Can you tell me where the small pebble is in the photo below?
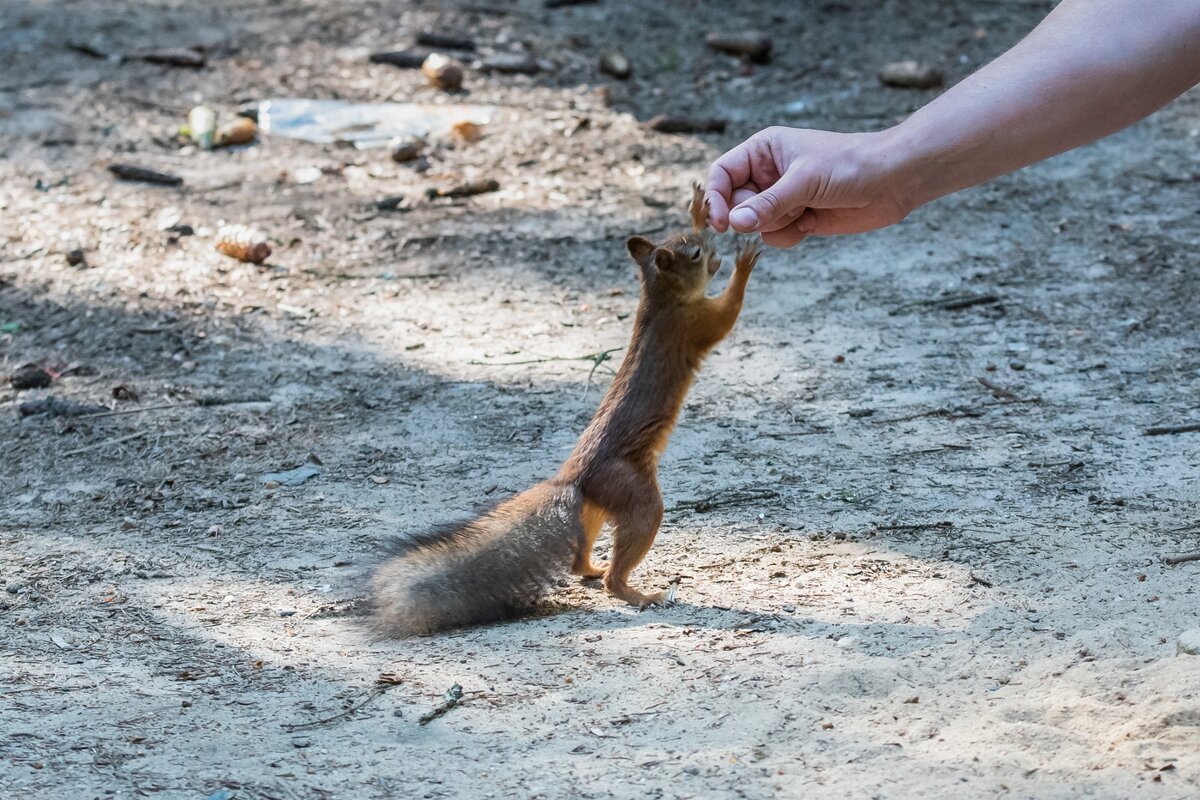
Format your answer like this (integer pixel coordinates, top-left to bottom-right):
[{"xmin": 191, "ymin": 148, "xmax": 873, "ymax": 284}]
[
  {"xmin": 879, "ymin": 60, "xmax": 944, "ymax": 89},
  {"xmin": 599, "ymin": 52, "xmax": 631, "ymax": 79},
  {"xmin": 1178, "ymin": 629, "xmax": 1200, "ymax": 656},
  {"xmin": 422, "ymin": 53, "xmax": 465, "ymax": 91},
  {"xmin": 704, "ymin": 31, "xmax": 772, "ymax": 64},
  {"xmin": 1009, "ymin": 359, "xmax": 1025, "ymax": 371},
  {"xmin": 10, "ymin": 364, "xmax": 52, "ymax": 390},
  {"xmin": 389, "ymin": 135, "xmax": 426, "ymax": 163},
  {"xmin": 155, "ymin": 207, "xmax": 183, "ymax": 231},
  {"xmin": 837, "ymin": 635, "xmax": 860, "ymax": 650},
  {"xmin": 278, "ymin": 608, "xmax": 297, "ymax": 617}
]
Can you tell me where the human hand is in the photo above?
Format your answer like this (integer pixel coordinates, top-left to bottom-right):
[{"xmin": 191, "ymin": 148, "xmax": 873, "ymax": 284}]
[{"xmin": 705, "ymin": 126, "xmax": 915, "ymax": 247}]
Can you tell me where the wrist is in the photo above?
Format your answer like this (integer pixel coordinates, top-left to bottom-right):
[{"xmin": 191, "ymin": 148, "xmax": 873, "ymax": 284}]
[{"xmin": 867, "ymin": 123, "xmax": 942, "ymax": 216}]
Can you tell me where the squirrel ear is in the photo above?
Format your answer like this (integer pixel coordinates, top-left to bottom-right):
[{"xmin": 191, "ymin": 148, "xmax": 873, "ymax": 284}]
[
  {"xmin": 626, "ymin": 235, "xmax": 655, "ymax": 265},
  {"xmin": 654, "ymin": 249, "xmax": 673, "ymax": 272}
]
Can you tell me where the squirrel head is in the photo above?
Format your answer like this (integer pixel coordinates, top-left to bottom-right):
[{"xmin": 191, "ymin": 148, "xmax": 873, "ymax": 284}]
[
  {"xmin": 626, "ymin": 231, "xmax": 720, "ymax": 299},
  {"xmin": 625, "ymin": 182, "xmax": 719, "ymax": 299}
]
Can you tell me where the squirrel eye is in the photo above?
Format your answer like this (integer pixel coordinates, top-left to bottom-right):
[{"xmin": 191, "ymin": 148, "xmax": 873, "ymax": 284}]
[{"xmin": 690, "ymin": 246, "xmax": 702, "ymax": 261}]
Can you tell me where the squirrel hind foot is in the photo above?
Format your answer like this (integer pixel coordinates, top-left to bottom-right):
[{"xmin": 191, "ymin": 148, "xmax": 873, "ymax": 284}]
[
  {"xmin": 604, "ymin": 577, "xmax": 672, "ymax": 609},
  {"xmin": 573, "ymin": 560, "xmax": 608, "ymax": 580}
]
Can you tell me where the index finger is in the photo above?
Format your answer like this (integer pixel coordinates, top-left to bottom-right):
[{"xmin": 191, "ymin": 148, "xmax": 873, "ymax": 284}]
[{"xmin": 705, "ymin": 144, "xmax": 754, "ymax": 232}]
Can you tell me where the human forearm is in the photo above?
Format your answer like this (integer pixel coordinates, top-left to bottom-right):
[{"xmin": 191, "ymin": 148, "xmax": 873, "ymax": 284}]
[{"xmin": 883, "ymin": 0, "xmax": 1200, "ymax": 209}]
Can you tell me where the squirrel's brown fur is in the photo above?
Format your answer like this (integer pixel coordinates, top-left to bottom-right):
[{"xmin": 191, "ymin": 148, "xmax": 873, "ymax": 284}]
[{"xmin": 370, "ymin": 185, "xmax": 761, "ymax": 635}]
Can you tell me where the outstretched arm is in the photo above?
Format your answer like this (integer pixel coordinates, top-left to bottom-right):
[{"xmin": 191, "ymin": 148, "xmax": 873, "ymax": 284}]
[
  {"xmin": 701, "ymin": 238, "xmax": 760, "ymax": 346},
  {"xmin": 707, "ymin": 0, "xmax": 1200, "ymax": 247}
]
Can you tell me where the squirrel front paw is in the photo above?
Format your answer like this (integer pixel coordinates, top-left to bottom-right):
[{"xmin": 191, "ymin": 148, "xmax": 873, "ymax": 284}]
[{"xmin": 734, "ymin": 236, "xmax": 762, "ymax": 274}]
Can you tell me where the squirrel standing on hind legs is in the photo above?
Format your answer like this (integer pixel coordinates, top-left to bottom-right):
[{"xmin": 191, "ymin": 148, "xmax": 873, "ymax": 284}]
[{"xmin": 370, "ymin": 184, "xmax": 761, "ymax": 636}]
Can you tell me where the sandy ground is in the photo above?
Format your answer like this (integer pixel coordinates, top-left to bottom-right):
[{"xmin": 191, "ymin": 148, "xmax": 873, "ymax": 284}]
[{"xmin": 3, "ymin": 1, "xmax": 1200, "ymax": 798}]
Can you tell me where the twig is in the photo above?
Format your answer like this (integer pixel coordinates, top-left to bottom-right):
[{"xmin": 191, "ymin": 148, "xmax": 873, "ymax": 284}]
[
  {"xmin": 872, "ymin": 398, "xmax": 1039, "ymax": 425},
  {"xmin": 760, "ymin": 428, "xmax": 831, "ymax": 438},
  {"xmin": 282, "ymin": 683, "xmax": 398, "ymax": 732},
  {"xmin": 1027, "ymin": 458, "xmax": 1084, "ymax": 469},
  {"xmin": 895, "ymin": 444, "xmax": 972, "ymax": 458},
  {"xmin": 194, "ymin": 396, "xmax": 271, "ymax": 407},
  {"xmin": 193, "ymin": 180, "xmax": 244, "ymax": 194},
  {"xmin": 471, "ymin": 347, "xmax": 622, "ymax": 368},
  {"xmin": 1144, "ymin": 423, "xmax": 1200, "ymax": 436},
  {"xmin": 62, "ymin": 430, "xmax": 155, "ymax": 456},
  {"xmin": 301, "ymin": 269, "xmax": 448, "ymax": 281},
  {"xmin": 889, "ymin": 292, "xmax": 1000, "ymax": 316},
  {"xmin": 977, "ymin": 377, "xmax": 1018, "ymax": 400},
  {"xmin": 874, "ymin": 521, "xmax": 953, "ymax": 532},
  {"xmin": 418, "ymin": 684, "xmax": 464, "ymax": 725},
  {"xmin": 80, "ymin": 402, "xmax": 180, "ymax": 419},
  {"xmin": 1164, "ymin": 551, "xmax": 1200, "ymax": 566},
  {"xmin": 582, "ymin": 348, "xmax": 620, "ymax": 400},
  {"xmin": 668, "ymin": 488, "xmax": 779, "ymax": 514},
  {"xmin": 968, "ymin": 572, "xmax": 994, "ymax": 588},
  {"xmin": 108, "ymin": 163, "xmax": 183, "ymax": 186}
]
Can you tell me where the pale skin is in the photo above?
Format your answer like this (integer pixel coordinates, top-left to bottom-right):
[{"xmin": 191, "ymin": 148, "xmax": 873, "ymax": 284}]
[{"xmin": 706, "ymin": 0, "xmax": 1200, "ymax": 248}]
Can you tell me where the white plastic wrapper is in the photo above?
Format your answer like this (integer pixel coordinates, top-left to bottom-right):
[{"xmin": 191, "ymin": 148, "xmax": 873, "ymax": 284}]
[{"xmin": 258, "ymin": 98, "xmax": 495, "ymax": 148}]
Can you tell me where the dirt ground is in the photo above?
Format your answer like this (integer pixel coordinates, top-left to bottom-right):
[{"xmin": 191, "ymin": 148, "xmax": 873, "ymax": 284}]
[{"xmin": 3, "ymin": 1, "xmax": 1200, "ymax": 798}]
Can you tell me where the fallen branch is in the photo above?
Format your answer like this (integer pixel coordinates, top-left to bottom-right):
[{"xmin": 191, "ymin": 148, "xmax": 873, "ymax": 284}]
[
  {"xmin": 194, "ymin": 396, "xmax": 270, "ymax": 407},
  {"xmin": 760, "ymin": 428, "xmax": 831, "ymax": 438},
  {"xmin": 872, "ymin": 398, "xmax": 1039, "ymax": 425},
  {"xmin": 1164, "ymin": 551, "xmax": 1200, "ymax": 566},
  {"xmin": 582, "ymin": 349, "xmax": 620, "ymax": 399},
  {"xmin": 668, "ymin": 488, "xmax": 779, "ymax": 514},
  {"xmin": 874, "ymin": 521, "xmax": 954, "ymax": 533},
  {"xmin": 81, "ymin": 402, "xmax": 180, "ymax": 419},
  {"xmin": 19, "ymin": 397, "xmax": 109, "ymax": 417},
  {"xmin": 977, "ymin": 377, "xmax": 1018, "ymax": 401},
  {"xmin": 62, "ymin": 430, "xmax": 154, "ymax": 457},
  {"xmin": 1144, "ymin": 423, "xmax": 1200, "ymax": 436},
  {"xmin": 283, "ymin": 676, "xmax": 402, "ymax": 732},
  {"xmin": 471, "ymin": 348, "xmax": 622, "ymax": 373},
  {"xmin": 889, "ymin": 292, "xmax": 1000, "ymax": 316},
  {"xmin": 418, "ymin": 684, "xmax": 464, "ymax": 726},
  {"xmin": 108, "ymin": 163, "xmax": 183, "ymax": 186}
]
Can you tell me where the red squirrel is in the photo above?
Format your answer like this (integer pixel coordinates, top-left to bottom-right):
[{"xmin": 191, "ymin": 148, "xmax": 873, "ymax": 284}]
[{"xmin": 370, "ymin": 184, "xmax": 761, "ymax": 635}]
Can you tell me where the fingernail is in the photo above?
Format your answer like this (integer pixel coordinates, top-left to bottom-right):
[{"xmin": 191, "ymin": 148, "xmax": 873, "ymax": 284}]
[{"xmin": 729, "ymin": 207, "xmax": 759, "ymax": 231}]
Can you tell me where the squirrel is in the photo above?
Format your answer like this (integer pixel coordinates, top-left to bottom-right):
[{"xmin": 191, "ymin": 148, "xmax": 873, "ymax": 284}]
[{"xmin": 370, "ymin": 184, "xmax": 761, "ymax": 636}]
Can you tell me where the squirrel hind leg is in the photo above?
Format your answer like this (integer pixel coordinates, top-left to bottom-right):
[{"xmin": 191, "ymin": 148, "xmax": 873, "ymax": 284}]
[
  {"xmin": 571, "ymin": 500, "xmax": 608, "ymax": 579},
  {"xmin": 688, "ymin": 181, "xmax": 710, "ymax": 232},
  {"xmin": 599, "ymin": 495, "xmax": 669, "ymax": 608}
]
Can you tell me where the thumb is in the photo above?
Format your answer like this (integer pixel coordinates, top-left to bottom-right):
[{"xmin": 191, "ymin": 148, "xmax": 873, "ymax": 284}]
[{"xmin": 727, "ymin": 165, "xmax": 819, "ymax": 233}]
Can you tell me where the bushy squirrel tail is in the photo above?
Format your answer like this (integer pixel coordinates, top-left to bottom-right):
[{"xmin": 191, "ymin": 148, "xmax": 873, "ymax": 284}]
[{"xmin": 369, "ymin": 481, "xmax": 584, "ymax": 636}]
